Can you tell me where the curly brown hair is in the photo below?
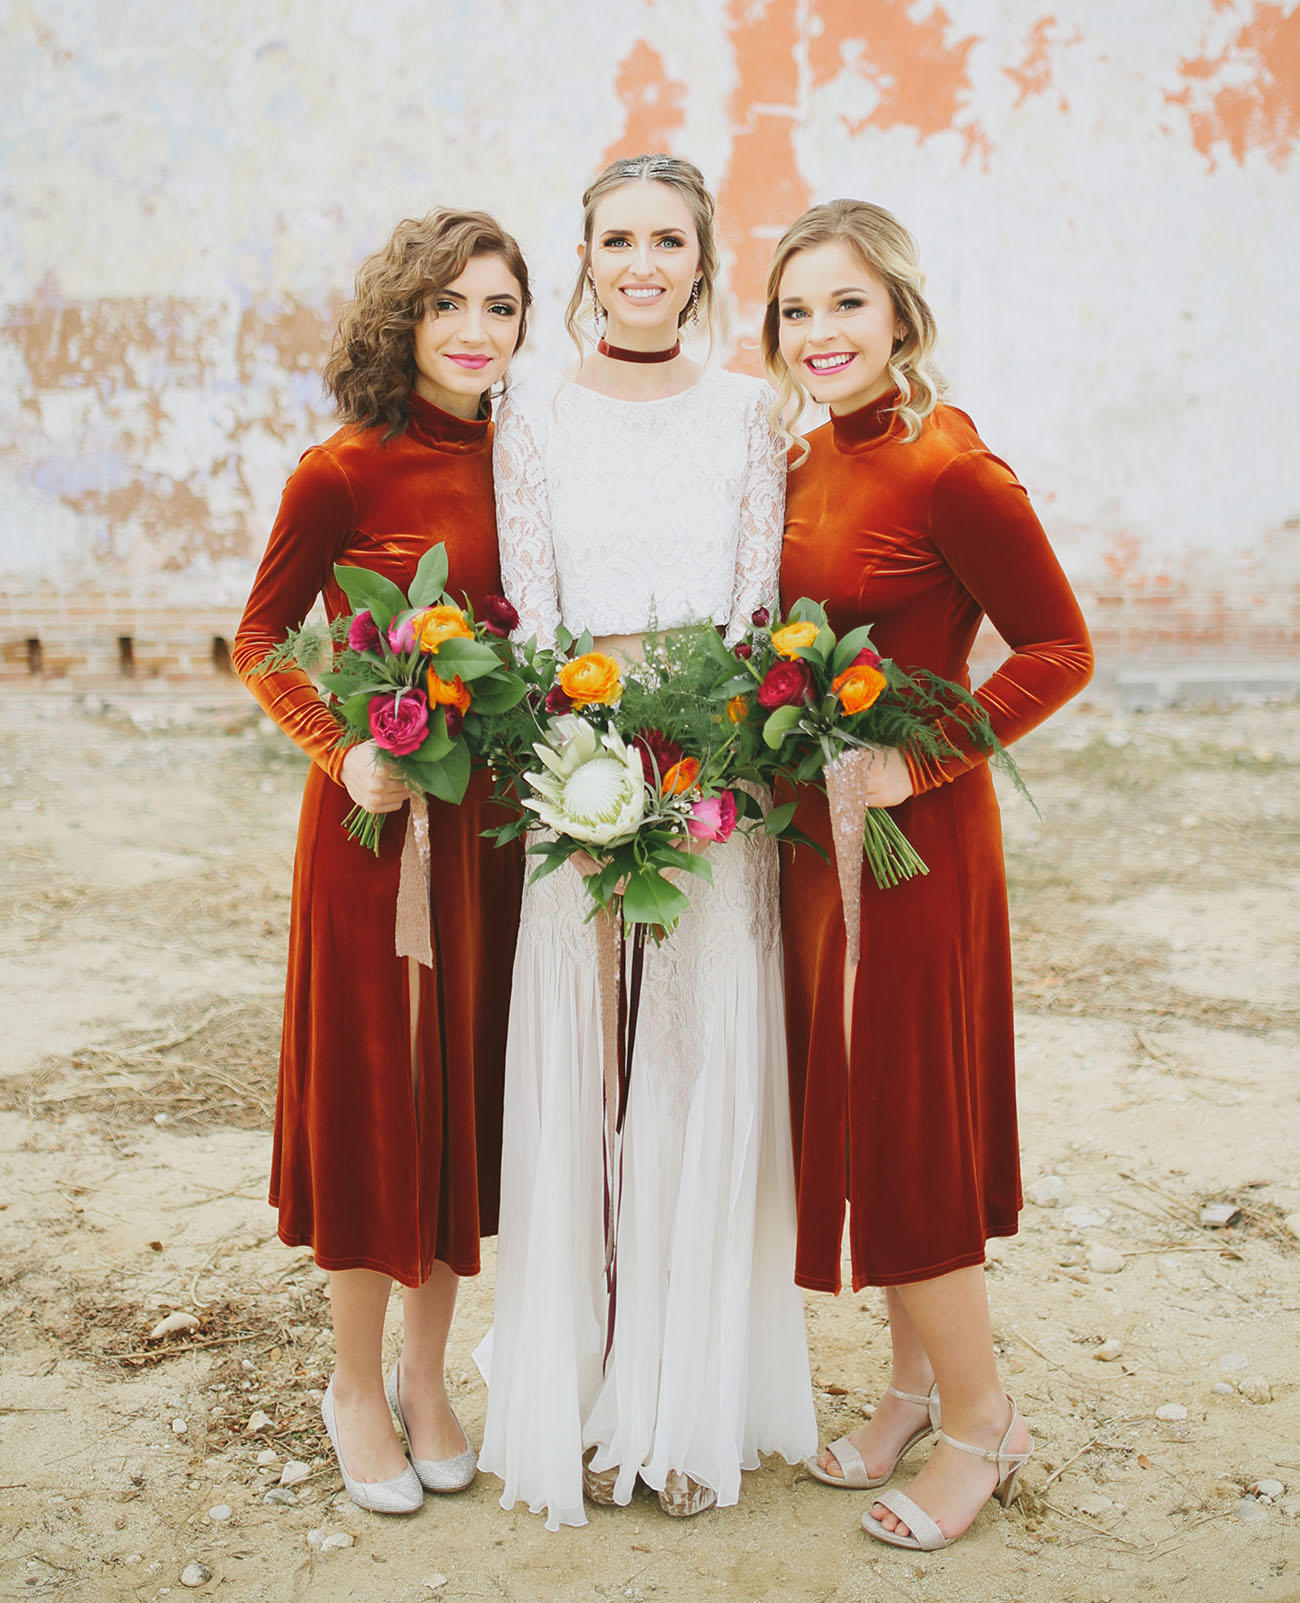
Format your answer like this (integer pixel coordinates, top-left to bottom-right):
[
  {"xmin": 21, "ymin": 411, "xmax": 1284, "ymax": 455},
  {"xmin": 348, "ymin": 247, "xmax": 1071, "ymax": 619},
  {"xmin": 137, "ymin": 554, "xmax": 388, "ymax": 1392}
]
[{"xmin": 324, "ymin": 209, "xmax": 531, "ymax": 438}]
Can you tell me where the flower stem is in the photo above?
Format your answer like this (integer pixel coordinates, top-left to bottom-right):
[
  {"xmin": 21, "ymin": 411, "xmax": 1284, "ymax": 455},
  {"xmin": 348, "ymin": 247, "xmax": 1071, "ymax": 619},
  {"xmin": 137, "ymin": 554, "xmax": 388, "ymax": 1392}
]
[
  {"xmin": 861, "ymin": 810, "xmax": 928, "ymax": 889},
  {"xmin": 342, "ymin": 806, "xmax": 385, "ymax": 855}
]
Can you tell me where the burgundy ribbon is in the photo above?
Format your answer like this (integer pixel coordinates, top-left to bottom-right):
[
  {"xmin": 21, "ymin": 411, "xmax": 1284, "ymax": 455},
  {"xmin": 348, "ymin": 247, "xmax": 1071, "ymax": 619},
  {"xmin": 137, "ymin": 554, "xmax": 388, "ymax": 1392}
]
[{"xmin": 601, "ymin": 904, "xmax": 649, "ymax": 1366}]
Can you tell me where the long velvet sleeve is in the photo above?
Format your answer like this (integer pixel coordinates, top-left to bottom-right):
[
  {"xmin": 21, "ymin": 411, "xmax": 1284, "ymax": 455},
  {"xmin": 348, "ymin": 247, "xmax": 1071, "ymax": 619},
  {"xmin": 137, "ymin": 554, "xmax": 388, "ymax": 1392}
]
[
  {"xmin": 231, "ymin": 447, "xmax": 357, "ymax": 784},
  {"xmin": 904, "ymin": 450, "xmax": 1094, "ymax": 794}
]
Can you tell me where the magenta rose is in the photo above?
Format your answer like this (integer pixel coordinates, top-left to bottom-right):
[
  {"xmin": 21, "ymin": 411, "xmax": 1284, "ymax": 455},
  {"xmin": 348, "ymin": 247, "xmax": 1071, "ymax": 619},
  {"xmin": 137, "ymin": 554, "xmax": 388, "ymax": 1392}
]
[
  {"xmin": 632, "ymin": 727, "xmax": 684, "ymax": 786},
  {"xmin": 733, "ymin": 641, "xmax": 753, "ymax": 660},
  {"xmin": 756, "ymin": 659, "xmax": 814, "ymax": 709},
  {"xmin": 388, "ymin": 613, "xmax": 418, "ymax": 654},
  {"xmin": 347, "ymin": 610, "xmax": 382, "ymax": 653},
  {"xmin": 850, "ymin": 646, "xmax": 884, "ymax": 670},
  {"xmin": 751, "ymin": 605, "xmax": 771, "ymax": 628},
  {"xmin": 368, "ymin": 688, "xmax": 429, "ymax": 755},
  {"xmin": 481, "ymin": 594, "xmax": 520, "ymax": 637},
  {"xmin": 544, "ymin": 683, "xmax": 573, "ymax": 714},
  {"xmin": 686, "ymin": 790, "xmax": 737, "ymax": 844}
]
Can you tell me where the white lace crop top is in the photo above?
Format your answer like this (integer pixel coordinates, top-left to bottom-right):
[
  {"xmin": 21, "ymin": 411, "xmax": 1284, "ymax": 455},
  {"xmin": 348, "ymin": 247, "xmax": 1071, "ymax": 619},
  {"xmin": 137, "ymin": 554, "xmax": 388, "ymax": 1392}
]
[{"xmin": 493, "ymin": 368, "xmax": 785, "ymax": 647}]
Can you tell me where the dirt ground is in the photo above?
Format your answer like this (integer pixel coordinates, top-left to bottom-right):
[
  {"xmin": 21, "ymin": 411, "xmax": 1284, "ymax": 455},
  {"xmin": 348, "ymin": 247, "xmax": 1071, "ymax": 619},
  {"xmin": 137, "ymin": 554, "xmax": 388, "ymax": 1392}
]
[{"xmin": 0, "ymin": 683, "xmax": 1297, "ymax": 1603}]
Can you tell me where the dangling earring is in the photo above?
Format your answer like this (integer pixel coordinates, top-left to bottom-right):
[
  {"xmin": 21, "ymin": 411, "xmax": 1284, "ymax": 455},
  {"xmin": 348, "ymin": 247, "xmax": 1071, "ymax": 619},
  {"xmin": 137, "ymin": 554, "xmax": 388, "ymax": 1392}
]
[
  {"xmin": 686, "ymin": 279, "xmax": 701, "ymax": 328},
  {"xmin": 589, "ymin": 276, "xmax": 607, "ymax": 337}
]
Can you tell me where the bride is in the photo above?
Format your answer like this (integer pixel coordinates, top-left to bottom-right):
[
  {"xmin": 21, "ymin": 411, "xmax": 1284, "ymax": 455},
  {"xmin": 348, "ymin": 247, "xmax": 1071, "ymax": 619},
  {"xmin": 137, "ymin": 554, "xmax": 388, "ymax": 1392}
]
[{"xmin": 476, "ymin": 154, "xmax": 816, "ymax": 1529}]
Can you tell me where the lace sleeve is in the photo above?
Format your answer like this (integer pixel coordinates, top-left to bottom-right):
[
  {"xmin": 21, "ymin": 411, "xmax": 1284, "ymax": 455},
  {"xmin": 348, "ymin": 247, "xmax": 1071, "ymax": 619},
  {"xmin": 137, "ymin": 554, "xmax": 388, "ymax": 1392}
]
[
  {"xmin": 725, "ymin": 387, "xmax": 785, "ymax": 643},
  {"xmin": 494, "ymin": 387, "xmax": 560, "ymax": 648}
]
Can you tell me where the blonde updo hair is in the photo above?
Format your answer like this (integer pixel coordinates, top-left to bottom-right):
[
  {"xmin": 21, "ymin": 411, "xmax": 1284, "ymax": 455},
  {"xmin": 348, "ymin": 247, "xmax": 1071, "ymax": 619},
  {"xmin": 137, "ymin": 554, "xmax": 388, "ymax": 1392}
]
[
  {"xmin": 761, "ymin": 199, "xmax": 944, "ymax": 464},
  {"xmin": 564, "ymin": 153, "xmax": 720, "ymax": 361}
]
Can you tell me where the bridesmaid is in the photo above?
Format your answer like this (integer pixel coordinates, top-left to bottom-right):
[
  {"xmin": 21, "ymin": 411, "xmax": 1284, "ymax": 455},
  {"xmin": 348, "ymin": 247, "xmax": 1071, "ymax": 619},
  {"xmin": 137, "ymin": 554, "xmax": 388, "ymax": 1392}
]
[
  {"xmin": 232, "ymin": 210, "xmax": 530, "ymax": 1513},
  {"xmin": 762, "ymin": 200, "xmax": 1093, "ymax": 1551}
]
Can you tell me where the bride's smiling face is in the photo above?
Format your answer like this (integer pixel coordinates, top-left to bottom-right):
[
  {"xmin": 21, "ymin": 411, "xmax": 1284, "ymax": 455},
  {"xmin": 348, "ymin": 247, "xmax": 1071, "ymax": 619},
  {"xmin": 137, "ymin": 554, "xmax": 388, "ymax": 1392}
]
[{"xmin": 585, "ymin": 180, "xmax": 701, "ymax": 347}]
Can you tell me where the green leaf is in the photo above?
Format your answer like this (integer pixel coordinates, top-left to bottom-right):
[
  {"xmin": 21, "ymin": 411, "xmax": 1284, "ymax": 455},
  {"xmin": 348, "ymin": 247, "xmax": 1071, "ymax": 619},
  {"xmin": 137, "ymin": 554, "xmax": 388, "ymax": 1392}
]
[
  {"xmin": 622, "ymin": 869, "xmax": 690, "ymax": 927},
  {"xmin": 780, "ymin": 825, "xmax": 830, "ymax": 861},
  {"xmin": 466, "ymin": 673, "xmax": 527, "ymax": 715},
  {"xmin": 789, "ymin": 597, "xmax": 827, "ymax": 626},
  {"xmin": 526, "ymin": 850, "xmax": 572, "ymax": 885},
  {"xmin": 708, "ymin": 675, "xmax": 756, "ymax": 700},
  {"xmin": 795, "ymin": 747, "xmax": 825, "ymax": 781},
  {"xmin": 340, "ymin": 691, "xmax": 377, "ymax": 735},
  {"xmin": 831, "ymin": 624, "xmax": 877, "ymax": 674},
  {"xmin": 428, "ymin": 637, "xmax": 503, "ymax": 683},
  {"xmin": 555, "ymin": 625, "xmax": 574, "ymax": 654},
  {"xmin": 762, "ymin": 704, "xmax": 802, "ymax": 749},
  {"xmin": 763, "ymin": 800, "xmax": 797, "ymax": 836},
  {"xmin": 813, "ymin": 624, "xmax": 836, "ymax": 661},
  {"xmin": 408, "ymin": 543, "xmax": 449, "ymax": 607},
  {"xmin": 647, "ymin": 846, "xmax": 713, "ymax": 884},
  {"xmin": 426, "ymin": 738, "xmax": 471, "ymax": 804},
  {"xmin": 409, "ymin": 707, "xmax": 454, "ymax": 763},
  {"xmin": 333, "ymin": 563, "xmax": 407, "ymax": 632},
  {"xmin": 732, "ymin": 788, "xmax": 761, "ymax": 819},
  {"xmin": 573, "ymin": 629, "xmax": 594, "ymax": 657}
]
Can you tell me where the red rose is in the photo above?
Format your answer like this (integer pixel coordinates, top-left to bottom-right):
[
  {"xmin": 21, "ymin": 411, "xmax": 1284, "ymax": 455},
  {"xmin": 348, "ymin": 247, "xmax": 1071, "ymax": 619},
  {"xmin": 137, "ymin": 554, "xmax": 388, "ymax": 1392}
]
[
  {"xmin": 850, "ymin": 646, "xmax": 884, "ymax": 670},
  {"xmin": 733, "ymin": 641, "xmax": 753, "ymax": 660},
  {"xmin": 347, "ymin": 610, "xmax": 382, "ymax": 653},
  {"xmin": 751, "ymin": 606, "xmax": 770, "ymax": 628},
  {"xmin": 444, "ymin": 705, "xmax": 464, "ymax": 738},
  {"xmin": 756, "ymin": 660, "xmax": 814, "ymax": 709},
  {"xmin": 633, "ymin": 727, "xmax": 684, "ymax": 786},
  {"xmin": 544, "ymin": 683, "xmax": 573, "ymax": 713},
  {"xmin": 481, "ymin": 594, "xmax": 520, "ymax": 637},
  {"xmin": 368, "ymin": 688, "xmax": 429, "ymax": 755}
]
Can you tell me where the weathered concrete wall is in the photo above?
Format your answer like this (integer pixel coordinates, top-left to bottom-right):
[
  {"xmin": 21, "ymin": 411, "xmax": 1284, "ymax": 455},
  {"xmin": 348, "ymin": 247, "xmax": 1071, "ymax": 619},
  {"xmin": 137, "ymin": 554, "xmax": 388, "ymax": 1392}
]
[{"xmin": 3, "ymin": 0, "xmax": 1298, "ymax": 677}]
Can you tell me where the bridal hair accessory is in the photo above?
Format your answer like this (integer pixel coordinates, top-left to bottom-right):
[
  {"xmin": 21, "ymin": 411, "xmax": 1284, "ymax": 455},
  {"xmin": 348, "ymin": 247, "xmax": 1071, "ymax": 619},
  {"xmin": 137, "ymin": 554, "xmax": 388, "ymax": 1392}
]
[{"xmin": 597, "ymin": 338, "xmax": 682, "ymax": 364}]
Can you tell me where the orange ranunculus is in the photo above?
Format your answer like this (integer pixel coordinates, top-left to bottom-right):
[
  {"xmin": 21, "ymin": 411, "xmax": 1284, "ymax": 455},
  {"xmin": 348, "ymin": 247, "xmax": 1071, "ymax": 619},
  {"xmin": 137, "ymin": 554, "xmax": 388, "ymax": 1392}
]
[
  {"xmin": 726, "ymin": 694, "xmax": 749, "ymax": 723},
  {"xmin": 770, "ymin": 620, "xmax": 819, "ymax": 658},
  {"xmin": 832, "ymin": 662, "xmax": 887, "ymax": 716},
  {"xmin": 661, "ymin": 756, "xmax": 701, "ymax": 796},
  {"xmin": 416, "ymin": 604, "xmax": 474, "ymax": 654},
  {"xmin": 427, "ymin": 669, "xmax": 472, "ymax": 714},
  {"xmin": 556, "ymin": 652, "xmax": 623, "ymax": 707}
]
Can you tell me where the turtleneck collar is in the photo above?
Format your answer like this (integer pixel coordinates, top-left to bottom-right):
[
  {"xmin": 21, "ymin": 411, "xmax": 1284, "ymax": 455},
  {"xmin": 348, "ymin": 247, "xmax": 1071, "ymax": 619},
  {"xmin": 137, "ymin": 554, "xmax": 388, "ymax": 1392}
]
[
  {"xmin": 829, "ymin": 388, "xmax": 903, "ymax": 454},
  {"xmin": 405, "ymin": 390, "xmax": 491, "ymax": 452}
]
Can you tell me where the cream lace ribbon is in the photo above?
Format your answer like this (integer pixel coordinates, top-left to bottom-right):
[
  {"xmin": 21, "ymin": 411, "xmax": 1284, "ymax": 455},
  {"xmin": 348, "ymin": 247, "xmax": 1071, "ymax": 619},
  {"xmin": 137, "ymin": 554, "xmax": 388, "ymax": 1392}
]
[
  {"xmin": 393, "ymin": 796, "xmax": 433, "ymax": 968},
  {"xmin": 825, "ymin": 749, "xmax": 872, "ymax": 966}
]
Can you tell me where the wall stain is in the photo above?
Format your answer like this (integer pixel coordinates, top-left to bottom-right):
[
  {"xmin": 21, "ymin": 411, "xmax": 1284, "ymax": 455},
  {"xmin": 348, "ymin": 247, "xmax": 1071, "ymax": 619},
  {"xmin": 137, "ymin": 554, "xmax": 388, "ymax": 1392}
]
[
  {"xmin": 1167, "ymin": 1, "xmax": 1300, "ymax": 170},
  {"xmin": 601, "ymin": 39, "xmax": 688, "ymax": 164},
  {"xmin": 1005, "ymin": 15, "xmax": 1082, "ymax": 113}
]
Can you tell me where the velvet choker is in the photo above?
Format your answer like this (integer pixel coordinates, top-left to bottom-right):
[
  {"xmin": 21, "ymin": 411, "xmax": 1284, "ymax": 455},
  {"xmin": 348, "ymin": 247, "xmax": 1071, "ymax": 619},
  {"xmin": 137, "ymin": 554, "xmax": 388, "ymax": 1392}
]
[{"xmin": 597, "ymin": 338, "xmax": 681, "ymax": 364}]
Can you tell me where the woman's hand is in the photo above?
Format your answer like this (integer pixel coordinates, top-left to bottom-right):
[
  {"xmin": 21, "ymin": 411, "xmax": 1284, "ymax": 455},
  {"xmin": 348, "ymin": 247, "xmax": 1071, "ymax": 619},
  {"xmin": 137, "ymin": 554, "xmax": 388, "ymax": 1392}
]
[
  {"xmin": 340, "ymin": 742, "xmax": 411, "ymax": 813},
  {"xmin": 852, "ymin": 745, "xmax": 915, "ymax": 808}
]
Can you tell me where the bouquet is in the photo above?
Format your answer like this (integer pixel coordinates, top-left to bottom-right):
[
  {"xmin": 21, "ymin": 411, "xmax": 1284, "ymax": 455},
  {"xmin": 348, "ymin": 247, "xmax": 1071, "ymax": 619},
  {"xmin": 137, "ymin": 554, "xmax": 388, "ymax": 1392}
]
[
  {"xmin": 714, "ymin": 599, "xmax": 1027, "ymax": 958},
  {"xmin": 255, "ymin": 543, "xmax": 527, "ymax": 851},
  {"xmin": 480, "ymin": 622, "xmax": 766, "ymax": 935}
]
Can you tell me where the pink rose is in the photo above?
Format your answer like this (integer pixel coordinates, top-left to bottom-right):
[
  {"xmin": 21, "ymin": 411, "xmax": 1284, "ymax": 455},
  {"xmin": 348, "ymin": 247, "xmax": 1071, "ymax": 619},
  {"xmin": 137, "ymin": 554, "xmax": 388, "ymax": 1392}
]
[
  {"xmin": 388, "ymin": 614, "xmax": 418, "ymax": 653},
  {"xmin": 686, "ymin": 790, "xmax": 737, "ymax": 844},
  {"xmin": 368, "ymin": 688, "xmax": 429, "ymax": 755},
  {"xmin": 347, "ymin": 610, "xmax": 381, "ymax": 653},
  {"xmin": 481, "ymin": 594, "xmax": 520, "ymax": 637}
]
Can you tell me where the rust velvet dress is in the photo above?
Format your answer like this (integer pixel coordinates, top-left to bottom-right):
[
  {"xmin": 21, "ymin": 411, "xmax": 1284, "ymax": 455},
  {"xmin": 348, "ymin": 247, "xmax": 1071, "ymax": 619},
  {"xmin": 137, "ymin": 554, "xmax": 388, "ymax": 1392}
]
[
  {"xmin": 779, "ymin": 392, "xmax": 1093, "ymax": 1293},
  {"xmin": 232, "ymin": 393, "xmax": 521, "ymax": 1286}
]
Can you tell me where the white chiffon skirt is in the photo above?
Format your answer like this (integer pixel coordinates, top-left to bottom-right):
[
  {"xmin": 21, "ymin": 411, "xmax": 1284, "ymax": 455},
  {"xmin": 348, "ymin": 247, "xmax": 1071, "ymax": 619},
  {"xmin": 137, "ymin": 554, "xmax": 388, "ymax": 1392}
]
[{"xmin": 475, "ymin": 824, "xmax": 817, "ymax": 1530}]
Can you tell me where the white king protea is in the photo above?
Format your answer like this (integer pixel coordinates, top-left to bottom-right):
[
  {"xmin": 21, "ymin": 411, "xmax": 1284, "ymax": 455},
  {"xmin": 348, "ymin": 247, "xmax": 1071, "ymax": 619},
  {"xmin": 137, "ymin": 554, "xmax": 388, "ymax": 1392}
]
[{"xmin": 524, "ymin": 715, "xmax": 648, "ymax": 846}]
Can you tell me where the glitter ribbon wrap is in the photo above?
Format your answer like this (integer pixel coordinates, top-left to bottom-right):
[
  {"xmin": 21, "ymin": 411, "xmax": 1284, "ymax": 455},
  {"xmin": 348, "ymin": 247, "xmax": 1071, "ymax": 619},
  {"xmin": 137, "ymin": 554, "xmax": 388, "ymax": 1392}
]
[
  {"xmin": 824, "ymin": 748, "xmax": 874, "ymax": 966},
  {"xmin": 393, "ymin": 795, "xmax": 433, "ymax": 968}
]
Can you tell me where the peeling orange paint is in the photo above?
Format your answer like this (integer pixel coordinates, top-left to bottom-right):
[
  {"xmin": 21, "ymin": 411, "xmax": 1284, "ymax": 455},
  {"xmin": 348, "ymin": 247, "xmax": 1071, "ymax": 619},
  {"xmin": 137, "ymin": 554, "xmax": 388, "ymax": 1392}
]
[
  {"xmin": 810, "ymin": 0, "xmax": 983, "ymax": 150},
  {"xmin": 1004, "ymin": 15, "xmax": 1081, "ymax": 112},
  {"xmin": 1167, "ymin": 3, "xmax": 1300, "ymax": 170},
  {"xmin": 717, "ymin": 0, "xmax": 809, "ymax": 372},
  {"xmin": 600, "ymin": 39, "xmax": 688, "ymax": 167}
]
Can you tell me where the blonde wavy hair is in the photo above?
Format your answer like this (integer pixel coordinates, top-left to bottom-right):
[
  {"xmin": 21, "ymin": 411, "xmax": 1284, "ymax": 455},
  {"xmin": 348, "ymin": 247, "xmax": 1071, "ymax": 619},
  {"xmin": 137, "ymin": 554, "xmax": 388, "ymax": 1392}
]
[
  {"xmin": 760, "ymin": 200, "xmax": 944, "ymax": 465},
  {"xmin": 324, "ymin": 209, "xmax": 531, "ymax": 439},
  {"xmin": 563, "ymin": 154, "xmax": 721, "ymax": 362}
]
